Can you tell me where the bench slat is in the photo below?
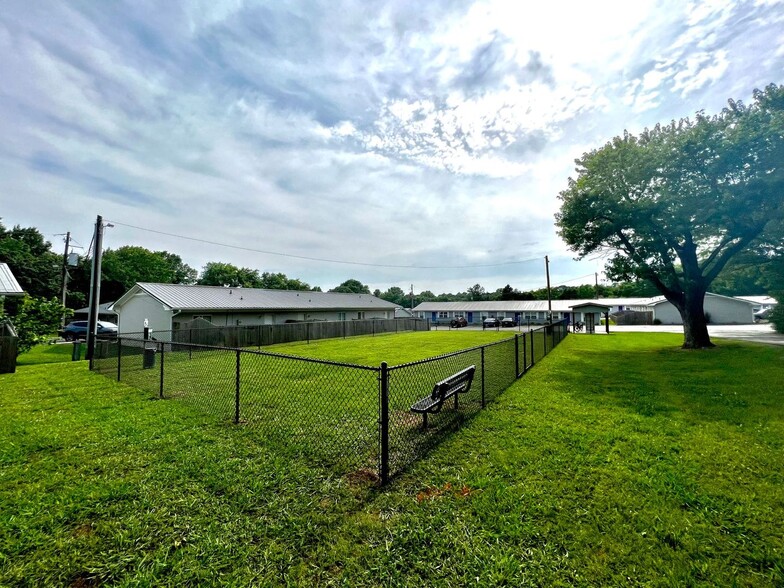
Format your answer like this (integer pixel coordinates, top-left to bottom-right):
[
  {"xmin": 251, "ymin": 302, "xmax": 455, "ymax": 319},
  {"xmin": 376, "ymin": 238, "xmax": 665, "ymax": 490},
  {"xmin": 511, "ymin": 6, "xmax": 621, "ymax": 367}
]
[{"xmin": 410, "ymin": 365, "xmax": 476, "ymax": 423}]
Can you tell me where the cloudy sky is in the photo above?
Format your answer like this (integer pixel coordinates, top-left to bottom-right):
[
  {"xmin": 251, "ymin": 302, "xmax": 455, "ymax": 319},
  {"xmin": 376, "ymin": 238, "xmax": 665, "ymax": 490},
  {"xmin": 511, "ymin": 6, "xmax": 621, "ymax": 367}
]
[{"xmin": 1, "ymin": 0, "xmax": 783, "ymax": 294}]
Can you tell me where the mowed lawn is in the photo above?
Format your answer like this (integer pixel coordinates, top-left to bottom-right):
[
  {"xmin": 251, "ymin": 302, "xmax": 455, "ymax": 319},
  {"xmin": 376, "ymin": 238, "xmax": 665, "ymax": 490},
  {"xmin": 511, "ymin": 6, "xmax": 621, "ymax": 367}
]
[{"xmin": 1, "ymin": 332, "xmax": 783, "ymax": 586}]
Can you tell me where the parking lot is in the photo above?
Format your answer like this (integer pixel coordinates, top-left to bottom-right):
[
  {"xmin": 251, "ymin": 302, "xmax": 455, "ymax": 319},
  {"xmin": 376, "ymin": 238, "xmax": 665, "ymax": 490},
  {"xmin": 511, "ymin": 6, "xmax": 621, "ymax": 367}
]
[
  {"xmin": 600, "ymin": 323, "xmax": 784, "ymax": 345},
  {"xmin": 433, "ymin": 322, "xmax": 784, "ymax": 346}
]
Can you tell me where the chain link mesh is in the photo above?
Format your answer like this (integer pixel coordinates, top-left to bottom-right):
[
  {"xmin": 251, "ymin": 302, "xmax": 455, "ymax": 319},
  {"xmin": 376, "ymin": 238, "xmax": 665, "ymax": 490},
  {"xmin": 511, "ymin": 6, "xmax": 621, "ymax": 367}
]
[{"xmin": 91, "ymin": 321, "xmax": 569, "ymax": 481}]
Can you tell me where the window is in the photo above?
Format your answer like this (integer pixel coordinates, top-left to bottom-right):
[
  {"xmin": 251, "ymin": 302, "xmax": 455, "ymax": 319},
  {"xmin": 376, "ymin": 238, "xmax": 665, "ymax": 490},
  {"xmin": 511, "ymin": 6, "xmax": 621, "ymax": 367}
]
[
  {"xmin": 357, "ymin": 312, "xmax": 365, "ymax": 319},
  {"xmin": 438, "ymin": 311, "xmax": 449, "ymax": 319},
  {"xmin": 338, "ymin": 312, "xmax": 346, "ymax": 321}
]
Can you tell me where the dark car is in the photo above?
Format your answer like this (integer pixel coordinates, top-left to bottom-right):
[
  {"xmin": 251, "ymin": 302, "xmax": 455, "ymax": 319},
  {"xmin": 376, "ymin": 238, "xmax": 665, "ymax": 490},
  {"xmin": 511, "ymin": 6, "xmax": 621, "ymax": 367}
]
[
  {"xmin": 483, "ymin": 317, "xmax": 499, "ymax": 328},
  {"xmin": 500, "ymin": 317, "xmax": 516, "ymax": 327},
  {"xmin": 59, "ymin": 320, "xmax": 118, "ymax": 341},
  {"xmin": 450, "ymin": 316, "xmax": 468, "ymax": 328}
]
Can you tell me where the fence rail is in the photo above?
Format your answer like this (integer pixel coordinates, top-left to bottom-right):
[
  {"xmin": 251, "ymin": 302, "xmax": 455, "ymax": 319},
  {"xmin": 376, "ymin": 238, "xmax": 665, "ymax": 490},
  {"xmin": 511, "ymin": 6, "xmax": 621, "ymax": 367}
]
[{"xmin": 92, "ymin": 321, "xmax": 569, "ymax": 482}]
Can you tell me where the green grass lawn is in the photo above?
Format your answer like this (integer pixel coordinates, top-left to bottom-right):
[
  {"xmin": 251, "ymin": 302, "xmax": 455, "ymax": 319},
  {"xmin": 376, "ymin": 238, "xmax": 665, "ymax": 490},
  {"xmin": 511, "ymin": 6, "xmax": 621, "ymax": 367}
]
[
  {"xmin": 15, "ymin": 341, "xmax": 81, "ymax": 366},
  {"xmin": 2, "ymin": 332, "xmax": 783, "ymax": 586}
]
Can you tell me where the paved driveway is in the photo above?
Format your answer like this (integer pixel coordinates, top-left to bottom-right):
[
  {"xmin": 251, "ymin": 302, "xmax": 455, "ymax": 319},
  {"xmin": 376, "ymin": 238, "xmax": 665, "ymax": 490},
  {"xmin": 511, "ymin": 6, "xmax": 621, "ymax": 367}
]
[{"xmin": 608, "ymin": 323, "xmax": 784, "ymax": 345}]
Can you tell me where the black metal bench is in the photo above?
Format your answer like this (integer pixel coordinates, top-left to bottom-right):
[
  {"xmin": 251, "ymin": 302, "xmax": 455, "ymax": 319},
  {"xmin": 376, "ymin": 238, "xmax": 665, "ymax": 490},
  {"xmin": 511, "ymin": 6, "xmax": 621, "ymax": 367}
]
[{"xmin": 410, "ymin": 365, "xmax": 476, "ymax": 429}]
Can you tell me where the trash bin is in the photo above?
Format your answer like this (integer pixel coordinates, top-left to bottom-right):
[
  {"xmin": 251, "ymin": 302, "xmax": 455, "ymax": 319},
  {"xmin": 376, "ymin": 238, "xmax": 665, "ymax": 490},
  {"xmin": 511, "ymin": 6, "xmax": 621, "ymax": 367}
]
[
  {"xmin": 143, "ymin": 347, "xmax": 156, "ymax": 369},
  {"xmin": 71, "ymin": 341, "xmax": 82, "ymax": 361}
]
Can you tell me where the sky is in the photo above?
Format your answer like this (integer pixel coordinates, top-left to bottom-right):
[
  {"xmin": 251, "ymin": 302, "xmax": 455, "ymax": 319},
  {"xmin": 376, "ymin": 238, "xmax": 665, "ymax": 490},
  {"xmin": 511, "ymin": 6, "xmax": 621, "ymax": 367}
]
[{"xmin": 1, "ymin": 0, "xmax": 783, "ymax": 295}]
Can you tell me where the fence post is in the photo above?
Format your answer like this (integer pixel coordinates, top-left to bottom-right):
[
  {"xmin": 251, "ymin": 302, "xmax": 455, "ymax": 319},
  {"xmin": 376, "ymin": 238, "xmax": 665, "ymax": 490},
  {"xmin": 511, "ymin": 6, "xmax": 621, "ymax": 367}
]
[
  {"xmin": 235, "ymin": 349, "xmax": 241, "ymax": 424},
  {"xmin": 189, "ymin": 329, "xmax": 193, "ymax": 360},
  {"xmin": 515, "ymin": 334, "xmax": 520, "ymax": 378},
  {"xmin": 159, "ymin": 341, "xmax": 165, "ymax": 399},
  {"xmin": 115, "ymin": 339, "xmax": 121, "ymax": 381},
  {"xmin": 379, "ymin": 362, "xmax": 390, "ymax": 485},
  {"xmin": 481, "ymin": 347, "xmax": 486, "ymax": 408},
  {"xmin": 530, "ymin": 330, "xmax": 535, "ymax": 367},
  {"xmin": 522, "ymin": 330, "xmax": 527, "ymax": 373}
]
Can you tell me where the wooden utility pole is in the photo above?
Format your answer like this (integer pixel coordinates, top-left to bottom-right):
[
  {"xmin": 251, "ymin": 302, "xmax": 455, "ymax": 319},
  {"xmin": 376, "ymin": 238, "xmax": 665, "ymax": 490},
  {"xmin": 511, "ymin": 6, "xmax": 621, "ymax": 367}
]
[
  {"xmin": 60, "ymin": 231, "xmax": 70, "ymax": 328},
  {"xmin": 86, "ymin": 216, "xmax": 104, "ymax": 362},
  {"xmin": 545, "ymin": 256, "xmax": 552, "ymax": 323}
]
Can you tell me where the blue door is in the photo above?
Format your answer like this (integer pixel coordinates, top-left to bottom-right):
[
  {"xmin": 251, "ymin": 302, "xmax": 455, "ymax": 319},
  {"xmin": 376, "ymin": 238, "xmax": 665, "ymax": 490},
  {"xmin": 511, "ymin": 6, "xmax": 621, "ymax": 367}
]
[{"xmin": 467, "ymin": 312, "xmax": 473, "ymax": 323}]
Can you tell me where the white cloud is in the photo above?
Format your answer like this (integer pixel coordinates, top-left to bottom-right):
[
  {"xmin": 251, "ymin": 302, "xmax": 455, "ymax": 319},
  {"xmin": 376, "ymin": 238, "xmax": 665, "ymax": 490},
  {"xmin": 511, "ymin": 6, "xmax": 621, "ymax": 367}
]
[{"xmin": 1, "ymin": 0, "xmax": 783, "ymax": 294}]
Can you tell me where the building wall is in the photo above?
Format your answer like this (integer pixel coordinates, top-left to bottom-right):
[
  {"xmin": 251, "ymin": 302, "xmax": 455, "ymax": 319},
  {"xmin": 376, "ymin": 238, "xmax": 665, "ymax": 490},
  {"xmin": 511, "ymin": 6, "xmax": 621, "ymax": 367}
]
[
  {"xmin": 653, "ymin": 297, "xmax": 754, "ymax": 325},
  {"xmin": 171, "ymin": 309, "xmax": 392, "ymax": 329},
  {"xmin": 116, "ymin": 294, "xmax": 173, "ymax": 338}
]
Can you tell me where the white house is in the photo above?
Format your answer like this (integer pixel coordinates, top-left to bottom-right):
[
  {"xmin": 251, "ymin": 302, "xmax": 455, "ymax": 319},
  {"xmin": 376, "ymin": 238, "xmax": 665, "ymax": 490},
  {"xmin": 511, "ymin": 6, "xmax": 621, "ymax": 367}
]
[
  {"xmin": 648, "ymin": 293, "xmax": 755, "ymax": 325},
  {"xmin": 110, "ymin": 283, "xmax": 398, "ymax": 337}
]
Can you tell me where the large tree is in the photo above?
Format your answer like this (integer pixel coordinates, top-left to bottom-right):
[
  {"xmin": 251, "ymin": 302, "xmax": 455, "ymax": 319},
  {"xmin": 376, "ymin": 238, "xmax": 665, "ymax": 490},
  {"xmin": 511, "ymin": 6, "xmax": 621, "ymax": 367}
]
[
  {"xmin": 102, "ymin": 246, "xmax": 196, "ymax": 300},
  {"xmin": 0, "ymin": 220, "xmax": 61, "ymax": 299},
  {"xmin": 197, "ymin": 262, "xmax": 263, "ymax": 288},
  {"xmin": 556, "ymin": 84, "xmax": 784, "ymax": 348}
]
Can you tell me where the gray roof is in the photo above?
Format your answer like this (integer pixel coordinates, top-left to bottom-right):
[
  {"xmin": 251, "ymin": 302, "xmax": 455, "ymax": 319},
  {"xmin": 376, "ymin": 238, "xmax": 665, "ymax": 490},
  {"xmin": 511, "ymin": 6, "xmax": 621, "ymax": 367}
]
[
  {"xmin": 112, "ymin": 283, "xmax": 398, "ymax": 312},
  {"xmin": 0, "ymin": 263, "xmax": 24, "ymax": 296},
  {"xmin": 414, "ymin": 298, "xmax": 651, "ymax": 313},
  {"xmin": 74, "ymin": 302, "xmax": 118, "ymax": 315}
]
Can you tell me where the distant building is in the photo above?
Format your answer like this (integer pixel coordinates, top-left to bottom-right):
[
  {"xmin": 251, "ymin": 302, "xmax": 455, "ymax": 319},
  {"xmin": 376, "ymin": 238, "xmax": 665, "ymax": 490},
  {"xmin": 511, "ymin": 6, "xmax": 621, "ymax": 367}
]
[
  {"xmin": 0, "ymin": 262, "xmax": 25, "ymax": 313},
  {"xmin": 110, "ymin": 283, "xmax": 398, "ymax": 337},
  {"xmin": 413, "ymin": 293, "xmax": 756, "ymax": 326},
  {"xmin": 734, "ymin": 295, "xmax": 777, "ymax": 313},
  {"xmin": 0, "ymin": 263, "xmax": 24, "ymax": 297}
]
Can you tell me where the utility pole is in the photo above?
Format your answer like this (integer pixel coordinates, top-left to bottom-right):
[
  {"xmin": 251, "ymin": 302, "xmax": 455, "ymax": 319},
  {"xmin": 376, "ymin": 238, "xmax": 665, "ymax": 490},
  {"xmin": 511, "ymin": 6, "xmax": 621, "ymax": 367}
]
[
  {"xmin": 59, "ymin": 232, "xmax": 71, "ymax": 328},
  {"xmin": 86, "ymin": 216, "xmax": 104, "ymax": 362},
  {"xmin": 545, "ymin": 256, "xmax": 552, "ymax": 323},
  {"xmin": 410, "ymin": 284, "xmax": 414, "ymax": 312},
  {"xmin": 595, "ymin": 272, "xmax": 599, "ymax": 299}
]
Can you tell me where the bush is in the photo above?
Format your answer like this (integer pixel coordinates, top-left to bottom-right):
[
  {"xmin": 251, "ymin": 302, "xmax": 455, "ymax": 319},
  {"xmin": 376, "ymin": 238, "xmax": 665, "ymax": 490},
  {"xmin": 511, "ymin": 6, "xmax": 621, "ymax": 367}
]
[
  {"xmin": 770, "ymin": 300, "xmax": 784, "ymax": 334},
  {"xmin": 653, "ymin": 318, "xmax": 662, "ymax": 325},
  {"xmin": 10, "ymin": 296, "xmax": 71, "ymax": 355}
]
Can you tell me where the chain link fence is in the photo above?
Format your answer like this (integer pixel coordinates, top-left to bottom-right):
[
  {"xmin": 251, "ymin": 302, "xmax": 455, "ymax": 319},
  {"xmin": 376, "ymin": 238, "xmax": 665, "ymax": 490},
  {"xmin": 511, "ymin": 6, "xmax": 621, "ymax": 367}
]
[{"xmin": 92, "ymin": 321, "xmax": 569, "ymax": 482}]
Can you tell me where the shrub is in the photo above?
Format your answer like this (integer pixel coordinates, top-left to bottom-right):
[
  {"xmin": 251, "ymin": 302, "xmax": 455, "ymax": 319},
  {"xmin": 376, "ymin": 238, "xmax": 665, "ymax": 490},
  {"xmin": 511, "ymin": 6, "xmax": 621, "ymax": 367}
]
[
  {"xmin": 770, "ymin": 299, "xmax": 784, "ymax": 334},
  {"xmin": 653, "ymin": 318, "xmax": 662, "ymax": 325},
  {"xmin": 10, "ymin": 296, "xmax": 71, "ymax": 355}
]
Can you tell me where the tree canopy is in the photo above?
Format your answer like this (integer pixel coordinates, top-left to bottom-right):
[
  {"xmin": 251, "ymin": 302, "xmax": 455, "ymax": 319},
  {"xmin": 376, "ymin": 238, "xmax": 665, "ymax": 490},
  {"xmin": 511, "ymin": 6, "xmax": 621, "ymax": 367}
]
[
  {"xmin": 101, "ymin": 246, "xmax": 196, "ymax": 300},
  {"xmin": 329, "ymin": 279, "xmax": 371, "ymax": 294},
  {"xmin": 0, "ymin": 220, "xmax": 61, "ymax": 299},
  {"xmin": 556, "ymin": 84, "xmax": 784, "ymax": 348}
]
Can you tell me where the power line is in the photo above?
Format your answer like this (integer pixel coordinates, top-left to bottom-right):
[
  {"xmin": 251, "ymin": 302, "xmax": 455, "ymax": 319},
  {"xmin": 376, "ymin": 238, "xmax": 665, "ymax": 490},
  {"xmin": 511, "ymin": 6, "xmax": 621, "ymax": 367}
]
[
  {"xmin": 105, "ymin": 219, "xmax": 544, "ymax": 270},
  {"xmin": 552, "ymin": 272, "xmax": 597, "ymax": 287}
]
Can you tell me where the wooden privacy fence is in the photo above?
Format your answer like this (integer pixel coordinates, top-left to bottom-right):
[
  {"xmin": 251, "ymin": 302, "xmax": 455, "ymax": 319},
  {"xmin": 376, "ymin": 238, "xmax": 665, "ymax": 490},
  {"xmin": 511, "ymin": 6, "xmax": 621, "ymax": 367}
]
[
  {"xmin": 0, "ymin": 321, "xmax": 18, "ymax": 374},
  {"xmin": 126, "ymin": 317, "xmax": 430, "ymax": 348}
]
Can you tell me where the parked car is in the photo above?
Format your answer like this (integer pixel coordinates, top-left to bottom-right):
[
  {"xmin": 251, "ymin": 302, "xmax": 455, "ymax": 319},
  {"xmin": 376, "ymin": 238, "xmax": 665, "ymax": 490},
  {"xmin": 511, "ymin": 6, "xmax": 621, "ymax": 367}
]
[
  {"xmin": 450, "ymin": 316, "xmax": 468, "ymax": 328},
  {"xmin": 500, "ymin": 317, "xmax": 517, "ymax": 327},
  {"xmin": 483, "ymin": 317, "xmax": 499, "ymax": 328},
  {"xmin": 753, "ymin": 308, "xmax": 773, "ymax": 323},
  {"xmin": 59, "ymin": 320, "xmax": 118, "ymax": 341}
]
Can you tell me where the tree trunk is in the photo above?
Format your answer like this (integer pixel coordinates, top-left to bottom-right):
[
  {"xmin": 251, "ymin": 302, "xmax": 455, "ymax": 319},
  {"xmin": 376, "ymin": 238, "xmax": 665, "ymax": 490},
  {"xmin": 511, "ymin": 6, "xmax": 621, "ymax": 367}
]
[{"xmin": 677, "ymin": 291, "xmax": 714, "ymax": 349}]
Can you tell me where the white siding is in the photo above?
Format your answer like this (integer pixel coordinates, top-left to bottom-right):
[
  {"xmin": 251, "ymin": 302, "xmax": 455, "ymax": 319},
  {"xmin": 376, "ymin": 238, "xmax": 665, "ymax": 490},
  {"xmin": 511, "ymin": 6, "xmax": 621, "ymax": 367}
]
[
  {"xmin": 652, "ymin": 296, "xmax": 754, "ymax": 325},
  {"xmin": 117, "ymin": 293, "xmax": 173, "ymax": 338}
]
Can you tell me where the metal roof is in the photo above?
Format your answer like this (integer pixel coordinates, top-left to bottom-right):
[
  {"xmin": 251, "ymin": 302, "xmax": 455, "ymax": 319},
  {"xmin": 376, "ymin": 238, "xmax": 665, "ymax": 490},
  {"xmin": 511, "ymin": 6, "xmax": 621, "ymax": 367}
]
[
  {"xmin": 734, "ymin": 295, "xmax": 777, "ymax": 306},
  {"xmin": 413, "ymin": 298, "xmax": 654, "ymax": 313},
  {"xmin": 0, "ymin": 263, "xmax": 24, "ymax": 296},
  {"xmin": 112, "ymin": 283, "xmax": 398, "ymax": 312}
]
